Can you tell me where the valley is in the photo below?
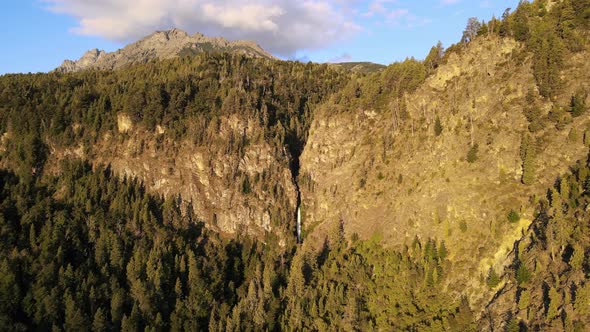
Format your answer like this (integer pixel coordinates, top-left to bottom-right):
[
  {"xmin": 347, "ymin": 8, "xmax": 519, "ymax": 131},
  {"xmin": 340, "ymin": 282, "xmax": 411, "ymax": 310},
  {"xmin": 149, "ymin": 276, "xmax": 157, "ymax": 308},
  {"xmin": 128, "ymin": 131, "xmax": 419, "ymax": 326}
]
[{"xmin": 1, "ymin": 0, "xmax": 590, "ymax": 330}]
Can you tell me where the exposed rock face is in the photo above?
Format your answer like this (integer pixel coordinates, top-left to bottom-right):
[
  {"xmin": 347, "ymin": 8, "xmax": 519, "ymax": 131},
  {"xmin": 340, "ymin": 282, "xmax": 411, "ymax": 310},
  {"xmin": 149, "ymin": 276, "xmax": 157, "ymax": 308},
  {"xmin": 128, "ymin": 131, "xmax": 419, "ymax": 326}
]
[
  {"xmin": 299, "ymin": 35, "xmax": 590, "ymax": 306},
  {"xmin": 83, "ymin": 114, "xmax": 297, "ymax": 243},
  {"xmin": 55, "ymin": 29, "xmax": 275, "ymax": 72}
]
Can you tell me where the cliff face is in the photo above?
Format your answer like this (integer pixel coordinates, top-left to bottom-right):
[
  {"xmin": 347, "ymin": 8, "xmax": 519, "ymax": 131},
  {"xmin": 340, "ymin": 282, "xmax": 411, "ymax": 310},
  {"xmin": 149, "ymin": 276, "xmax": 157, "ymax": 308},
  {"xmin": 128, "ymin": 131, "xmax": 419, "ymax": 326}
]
[
  {"xmin": 2, "ymin": 3, "xmax": 590, "ymax": 326},
  {"xmin": 55, "ymin": 29, "xmax": 275, "ymax": 73},
  {"xmin": 299, "ymin": 35, "xmax": 590, "ymax": 305},
  {"xmin": 3, "ymin": 53, "xmax": 351, "ymax": 246},
  {"xmin": 95, "ymin": 114, "xmax": 297, "ymax": 242}
]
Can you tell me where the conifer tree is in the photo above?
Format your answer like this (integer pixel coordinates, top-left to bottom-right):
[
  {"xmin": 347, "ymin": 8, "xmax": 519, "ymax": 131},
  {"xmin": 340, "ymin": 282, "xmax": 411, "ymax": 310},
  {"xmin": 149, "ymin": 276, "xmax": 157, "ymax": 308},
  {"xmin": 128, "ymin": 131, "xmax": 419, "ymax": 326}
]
[
  {"xmin": 434, "ymin": 116, "xmax": 443, "ymax": 136},
  {"xmin": 522, "ymin": 140, "xmax": 536, "ymax": 185}
]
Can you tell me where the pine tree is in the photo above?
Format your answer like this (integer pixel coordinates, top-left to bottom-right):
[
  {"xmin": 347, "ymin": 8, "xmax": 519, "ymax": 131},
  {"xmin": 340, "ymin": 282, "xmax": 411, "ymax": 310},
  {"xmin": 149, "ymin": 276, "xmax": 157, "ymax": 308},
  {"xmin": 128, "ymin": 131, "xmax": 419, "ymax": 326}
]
[
  {"xmin": 64, "ymin": 293, "xmax": 88, "ymax": 331},
  {"xmin": 506, "ymin": 317, "xmax": 520, "ymax": 332},
  {"xmin": 92, "ymin": 308, "xmax": 108, "ymax": 332},
  {"xmin": 570, "ymin": 244, "xmax": 585, "ymax": 271},
  {"xmin": 518, "ymin": 289, "xmax": 530, "ymax": 312},
  {"xmin": 570, "ymin": 94, "xmax": 586, "ymax": 117},
  {"xmin": 530, "ymin": 21, "xmax": 564, "ymax": 97},
  {"xmin": 438, "ymin": 241, "xmax": 448, "ymax": 260},
  {"xmin": 516, "ymin": 262, "xmax": 531, "ymax": 285},
  {"xmin": 486, "ymin": 268, "xmax": 500, "ymax": 288},
  {"xmin": 434, "ymin": 116, "xmax": 443, "ymax": 136},
  {"xmin": 512, "ymin": 4, "xmax": 530, "ymax": 41},
  {"xmin": 522, "ymin": 141, "xmax": 536, "ymax": 185},
  {"xmin": 462, "ymin": 17, "xmax": 482, "ymax": 43},
  {"xmin": 467, "ymin": 144, "xmax": 479, "ymax": 163},
  {"xmin": 425, "ymin": 41, "xmax": 444, "ymax": 72},
  {"xmin": 546, "ymin": 287, "xmax": 561, "ymax": 321},
  {"xmin": 575, "ymin": 283, "xmax": 590, "ymax": 315}
]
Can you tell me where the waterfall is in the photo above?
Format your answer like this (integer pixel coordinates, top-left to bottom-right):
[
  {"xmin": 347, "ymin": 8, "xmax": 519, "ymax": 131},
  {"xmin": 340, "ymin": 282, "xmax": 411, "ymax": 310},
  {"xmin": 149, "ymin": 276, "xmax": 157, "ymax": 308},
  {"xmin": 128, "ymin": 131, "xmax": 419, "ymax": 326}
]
[{"xmin": 297, "ymin": 206, "xmax": 301, "ymax": 243}]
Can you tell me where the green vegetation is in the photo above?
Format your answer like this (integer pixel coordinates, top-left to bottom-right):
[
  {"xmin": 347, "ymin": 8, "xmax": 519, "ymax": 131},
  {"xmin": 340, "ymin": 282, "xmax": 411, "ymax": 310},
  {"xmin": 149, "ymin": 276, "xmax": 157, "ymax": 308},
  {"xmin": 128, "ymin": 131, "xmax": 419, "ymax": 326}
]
[
  {"xmin": 0, "ymin": 53, "xmax": 351, "ymax": 239},
  {"xmin": 466, "ymin": 144, "xmax": 479, "ymax": 163},
  {"xmin": 332, "ymin": 62, "xmax": 387, "ymax": 74},
  {"xmin": 0, "ymin": 161, "xmax": 292, "ymax": 330},
  {"xmin": 520, "ymin": 136, "xmax": 536, "ymax": 185},
  {"xmin": 281, "ymin": 234, "xmax": 473, "ymax": 330},
  {"xmin": 507, "ymin": 210, "xmax": 521, "ymax": 223},
  {"xmin": 516, "ymin": 262, "xmax": 531, "ymax": 285},
  {"xmin": 570, "ymin": 93, "xmax": 587, "ymax": 117},
  {"xmin": 0, "ymin": 1, "xmax": 589, "ymax": 330},
  {"xmin": 434, "ymin": 115, "xmax": 443, "ymax": 136},
  {"xmin": 0, "ymin": 160, "xmax": 471, "ymax": 330},
  {"xmin": 0, "ymin": 53, "xmax": 349, "ymax": 160},
  {"xmin": 425, "ymin": 41, "xmax": 444, "ymax": 74},
  {"xmin": 486, "ymin": 268, "xmax": 501, "ymax": 289},
  {"xmin": 459, "ymin": 220, "xmax": 468, "ymax": 233},
  {"xmin": 488, "ymin": 150, "xmax": 590, "ymax": 330},
  {"xmin": 466, "ymin": 0, "xmax": 590, "ymax": 98}
]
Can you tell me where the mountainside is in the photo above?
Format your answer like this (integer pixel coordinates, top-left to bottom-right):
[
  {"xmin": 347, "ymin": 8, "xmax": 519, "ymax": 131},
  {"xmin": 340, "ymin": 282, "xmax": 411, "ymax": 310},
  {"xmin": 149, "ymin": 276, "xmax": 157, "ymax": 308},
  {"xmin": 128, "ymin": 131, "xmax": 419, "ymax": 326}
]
[
  {"xmin": 2, "ymin": 54, "xmax": 350, "ymax": 244},
  {"xmin": 482, "ymin": 154, "xmax": 590, "ymax": 331},
  {"xmin": 2, "ymin": 0, "xmax": 590, "ymax": 330},
  {"xmin": 330, "ymin": 62, "xmax": 387, "ymax": 74},
  {"xmin": 301, "ymin": 33, "xmax": 590, "ymax": 306},
  {"xmin": 55, "ymin": 28, "xmax": 275, "ymax": 73}
]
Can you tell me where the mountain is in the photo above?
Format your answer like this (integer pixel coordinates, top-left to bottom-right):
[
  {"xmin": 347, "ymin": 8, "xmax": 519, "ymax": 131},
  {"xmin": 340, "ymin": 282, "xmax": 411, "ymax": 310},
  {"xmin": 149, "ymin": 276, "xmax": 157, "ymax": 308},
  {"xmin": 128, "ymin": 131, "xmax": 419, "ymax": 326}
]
[
  {"xmin": 1, "ymin": 0, "xmax": 590, "ymax": 330},
  {"xmin": 330, "ymin": 61, "xmax": 387, "ymax": 74},
  {"xmin": 55, "ymin": 28, "xmax": 276, "ymax": 72}
]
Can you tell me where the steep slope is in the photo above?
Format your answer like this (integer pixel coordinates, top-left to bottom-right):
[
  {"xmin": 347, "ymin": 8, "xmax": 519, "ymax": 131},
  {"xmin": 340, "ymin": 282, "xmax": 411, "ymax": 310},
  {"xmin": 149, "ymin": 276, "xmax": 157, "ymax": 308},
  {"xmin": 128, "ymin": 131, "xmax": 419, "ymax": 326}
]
[
  {"xmin": 481, "ymin": 155, "xmax": 590, "ymax": 331},
  {"xmin": 299, "ymin": 0, "xmax": 590, "ymax": 311},
  {"xmin": 1, "ymin": 0, "xmax": 589, "ymax": 329},
  {"xmin": 1, "ymin": 54, "xmax": 350, "ymax": 244},
  {"xmin": 55, "ymin": 28, "xmax": 275, "ymax": 73}
]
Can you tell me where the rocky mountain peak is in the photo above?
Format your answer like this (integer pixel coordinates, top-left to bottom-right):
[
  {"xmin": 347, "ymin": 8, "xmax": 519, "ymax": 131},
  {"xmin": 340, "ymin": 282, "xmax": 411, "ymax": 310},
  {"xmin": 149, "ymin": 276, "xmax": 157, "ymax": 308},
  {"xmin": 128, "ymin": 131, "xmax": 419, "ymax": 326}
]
[
  {"xmin": 149, "ymin": 28, "xmax": 190, "ymax": 42},
  {"xmin": 55, "ymin": 29, "xmax": 275, "ymax": 73}
]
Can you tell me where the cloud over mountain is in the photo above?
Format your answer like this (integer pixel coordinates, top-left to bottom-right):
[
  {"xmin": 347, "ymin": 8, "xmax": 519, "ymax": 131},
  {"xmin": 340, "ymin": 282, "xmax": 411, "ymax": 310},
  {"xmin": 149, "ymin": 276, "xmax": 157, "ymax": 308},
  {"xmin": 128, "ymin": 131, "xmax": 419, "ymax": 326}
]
[{"xmin": 42, "ymin": 0, "xmax": 362, "ymax": 56}]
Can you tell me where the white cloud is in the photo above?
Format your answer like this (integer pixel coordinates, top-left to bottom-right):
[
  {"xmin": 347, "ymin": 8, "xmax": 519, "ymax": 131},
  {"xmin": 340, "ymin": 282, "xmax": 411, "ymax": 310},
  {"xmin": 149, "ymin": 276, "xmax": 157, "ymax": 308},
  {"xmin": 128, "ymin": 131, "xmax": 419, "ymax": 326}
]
[
  {"xmin": 362, "ymin": 0, "xmax": 398, "ymax": 17},
  {"xmin": 387, "ymin": 9, "xmax": 409, "ymax": 20},
  {"xmin": 41, "ymin": 0, "xmax": 362, "ymax": 56},
  {"xmin": 360, "ymin": 1, "xmax": 427, "ymax": 29}
]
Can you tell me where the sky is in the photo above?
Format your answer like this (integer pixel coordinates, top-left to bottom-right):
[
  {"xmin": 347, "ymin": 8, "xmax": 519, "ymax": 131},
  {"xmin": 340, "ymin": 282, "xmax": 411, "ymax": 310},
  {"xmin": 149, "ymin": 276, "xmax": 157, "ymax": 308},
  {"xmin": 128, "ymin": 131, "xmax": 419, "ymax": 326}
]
[{"xmin": 0, "ymin": 0, "xmax": 520, "ymax": 75}]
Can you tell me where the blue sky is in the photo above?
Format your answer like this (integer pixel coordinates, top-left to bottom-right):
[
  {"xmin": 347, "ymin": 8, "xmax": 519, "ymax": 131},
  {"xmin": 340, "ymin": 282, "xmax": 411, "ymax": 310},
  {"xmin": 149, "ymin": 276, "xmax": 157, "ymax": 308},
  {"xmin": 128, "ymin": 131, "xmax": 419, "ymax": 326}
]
[{"xmin": 0, "ymin": 0, "xmax": 519, "ymax": 74}]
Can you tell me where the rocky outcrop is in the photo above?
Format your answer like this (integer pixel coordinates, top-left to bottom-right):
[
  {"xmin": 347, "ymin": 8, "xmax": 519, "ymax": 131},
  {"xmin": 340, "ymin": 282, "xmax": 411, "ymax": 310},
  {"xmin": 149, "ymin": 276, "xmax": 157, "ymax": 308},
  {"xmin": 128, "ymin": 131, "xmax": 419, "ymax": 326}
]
[
  {"xmin": 299, "ymin": 35, "xmax": 590, "ymax": 306},
  {"xmin": 55, "ymin": 28, "xmax": 275, "ymax": 72},
  {"xmin": 73, "ymin": 113, "xmax": 298, "ymax": 244}
]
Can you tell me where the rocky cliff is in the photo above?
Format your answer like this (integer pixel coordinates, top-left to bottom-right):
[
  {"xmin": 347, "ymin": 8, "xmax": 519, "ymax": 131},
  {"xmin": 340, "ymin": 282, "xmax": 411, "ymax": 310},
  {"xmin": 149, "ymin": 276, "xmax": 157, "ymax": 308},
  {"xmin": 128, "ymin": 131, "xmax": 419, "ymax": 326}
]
[
  {"xmin": 91, "ymin": 113, "xmax": 298, "ymax": 242},
  {"xmin": 2, "ymin": 1, "xmax": 590, "ymax": 327},
  {"xmin": 0, "ymin": 53, "xmax": 350, "ymax": 246},
  {"xmin": 299, "ymin": 33, "xmax": 590, "ymax": 310}
]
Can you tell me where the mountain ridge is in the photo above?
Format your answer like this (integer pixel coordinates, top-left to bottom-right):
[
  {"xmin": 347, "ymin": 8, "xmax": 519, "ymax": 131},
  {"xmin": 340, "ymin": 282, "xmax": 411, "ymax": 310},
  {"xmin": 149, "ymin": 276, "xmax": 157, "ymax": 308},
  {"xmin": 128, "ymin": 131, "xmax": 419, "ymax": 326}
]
[{"xmin": 55, "ymin": 28, "xmax": 276, "ymax": 73}]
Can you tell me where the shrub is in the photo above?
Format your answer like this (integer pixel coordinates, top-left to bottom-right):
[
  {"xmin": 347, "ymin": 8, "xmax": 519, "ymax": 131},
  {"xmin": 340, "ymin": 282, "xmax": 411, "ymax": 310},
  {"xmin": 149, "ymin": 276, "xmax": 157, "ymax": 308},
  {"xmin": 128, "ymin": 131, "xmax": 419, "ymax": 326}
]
[
  {"xmin": 507, "ymin": 210, "xmax": 520, "ymax": 223},
  {"xmin": 459, "ymin": 220, "xmax": 468, "ymax": 233},
  {"xmin": 516, "ymin": 262, "xmax": 531, "ymax": 285},
  {"xmin": 466, "ymin": 144, "xmax": 479, "ymax": 163},
  {"xmin": 242, "ymin": 176, "xmax": 251, "ymax": 194},
  {"xmin": 570, "ymin": 94, "xmax": 586, "ymax": 117},
  {"xmin": 486, "ymin": 268, "xmax": 501, "ymax": 288},
  {"xmin": 434, "ymin": 116, "xmax": 443, "ymax": 136}
]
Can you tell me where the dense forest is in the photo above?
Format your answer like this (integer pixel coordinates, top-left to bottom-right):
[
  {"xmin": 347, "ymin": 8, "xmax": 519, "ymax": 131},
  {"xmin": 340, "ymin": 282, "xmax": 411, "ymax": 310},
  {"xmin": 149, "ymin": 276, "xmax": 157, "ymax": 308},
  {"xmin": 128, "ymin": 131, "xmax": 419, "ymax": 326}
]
[
  {"xmin": 0, "ymin": 53, "xmax": 352, "ymax": 240},
  {"xmin": 1, "ymin": 0, "xmax": 590, "ymax": 330},
  {"xmin": 0, "ymin": 53, "xmax": 350, "ymax": 167},
  {"xmin": 0, "ymin": 160, "xmax": 472, "ymax": 331}
]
